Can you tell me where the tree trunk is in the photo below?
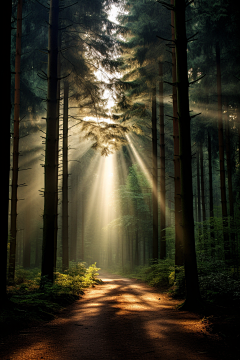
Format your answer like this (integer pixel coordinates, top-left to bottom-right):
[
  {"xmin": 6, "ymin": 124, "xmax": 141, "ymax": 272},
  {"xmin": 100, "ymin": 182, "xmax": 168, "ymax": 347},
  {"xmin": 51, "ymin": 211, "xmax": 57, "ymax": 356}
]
[
  {"xmin": 171, "ymin": 0, "xmax": 184, "ymax": 266},
  {"xmin": 9, "ymin": 0, "xmax": 23, "ymax": 283},
  {"xmin": 200, "ymin": 142, "xmax": 206, "ymax": 222},
  {"xmin": 208, "ymin": 132, "xmax": 215, "ymax": 254},
  {"xmin": 152, "ymin": 87, "xmax": 158, "ymax": 261},
  {"xmin": 174, "ymin": 0, "xmax": 202, "ymax": 309},
  {"xmin": 0, "ymin": 0, "xmax": 12, "ymax": 304},
  {"xmin": 238, "ymin": 107, "xmax": 240, "ymax": 165},
  {"xmin": 216, "ymin": 42, "xmax": 230, "ymax": 261},
  {"xmin": 208, "ymin": 133, "xmax": 214, "ymax": 219},
  {"xmin": 23, "ymin": 202, "xmax": 31, "ymax": 269},
  {"xmin": 135, "ymin": 204, "xmax": 139, "ymax": 266},
  {"xmin": 53, "ymin": 31, "xmax": 61, "ymax": 271},
  {"xmin": 69, "ymin": 164, "xmax": 78, "ymax": 261},
  {"xmin": 81, "ymin": 191, "xmax": 84, "ymax": 261},
  {"xmin": 224, "ymin": 102, "xmax": 234, "ymax": 218},
  {"xmin": 41, "ymin": 0, "xmax": 59, "ymax": 284},
  {"xmin": 225, "ymin": 101, "xmax": 235, "ymax": 262},
  {"xmin": 159, "ymin": 62, "xmax": 166, "ymax": 259},
  {"xmin": 62, "ymin": 82, "xmax": 69, "ymax": 272},
  {"xmin": 196, "ymin": 149, "xmax": 201, "ymax": 224}
]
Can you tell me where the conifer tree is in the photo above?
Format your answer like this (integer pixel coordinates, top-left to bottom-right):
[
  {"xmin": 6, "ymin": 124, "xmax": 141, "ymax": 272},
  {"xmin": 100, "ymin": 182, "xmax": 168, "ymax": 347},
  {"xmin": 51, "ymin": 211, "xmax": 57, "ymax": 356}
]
[
  {"xmin": 173, "ymin": 0, "xmax": 202, "ymax": 309},
  {"xmin": 9, "ymin": 0, "xmax": 23, "ymax": 283},
  {"xmin": 171, "ymin": 0, "xmax": 183, "ymax": 267},
  {"xmin": 62, "ymin": 81, "xmax": 69, "ymax": 272},
  {"xmin": 41, "ymin": 0, "xmax": 59, "ymax": 285},
  {"xmin": 0, "ymin": 0, "xmax": 12, "ymax": 303}
]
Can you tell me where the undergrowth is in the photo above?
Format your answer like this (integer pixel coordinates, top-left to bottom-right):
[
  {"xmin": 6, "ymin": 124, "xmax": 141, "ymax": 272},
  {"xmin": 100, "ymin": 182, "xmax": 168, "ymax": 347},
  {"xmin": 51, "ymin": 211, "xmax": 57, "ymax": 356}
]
[
  {"xmin": 0, "ymin": 262, "xmax": 100, "ymax": 338},
  {"xmin": 112, "ymin": 258, "xmax": 240, "ymax": 307}
]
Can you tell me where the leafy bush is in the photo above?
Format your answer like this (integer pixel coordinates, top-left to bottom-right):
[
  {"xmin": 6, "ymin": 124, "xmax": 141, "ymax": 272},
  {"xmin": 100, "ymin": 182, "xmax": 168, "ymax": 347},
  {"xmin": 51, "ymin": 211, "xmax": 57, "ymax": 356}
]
[
  {"xmin": 3, "ymin": 262, "xmax": 101, "ymax": 332},
  {"xmin": 199, "ymin": 272, "xmax": 240, "ymax": 304}
]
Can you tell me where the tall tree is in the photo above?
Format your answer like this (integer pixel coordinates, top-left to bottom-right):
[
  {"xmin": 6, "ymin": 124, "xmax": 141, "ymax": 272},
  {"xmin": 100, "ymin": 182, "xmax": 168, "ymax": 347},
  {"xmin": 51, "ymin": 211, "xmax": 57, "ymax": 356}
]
[
  {"xmin": 0, "ymin": 0, "xmax": 12, "ymax": 303},
  {"xmin": 199, "ymin": 142, "xmax": 206, "ymax": 223},
  {"xmin": 9, "ymin": 0, "xmax": 23, "ymax": 283},
  {"xmin": 62, "ymin": 81, "xmax": 69, "ymax": 272},
  {"xmin": 152, "ymin": 86, "xmax": 158, "ymax": 261},
  {"xmin": 171, "ymin": 0, "xmax": 183, "ymax": 266},
  {"xmin": 208, "ymin": 132, "xmax": 215, "ymax": 253},
  {"xmin": 41, "ymin": 0, "xmax": 59, "ymax": 285},
  {"xmin": 174, "ymin": 0, "xmax": 202, "ymax": 309},
  {"xmin": 216, "ymin": 42, "xmax": 230, "ymax": 260},
  {"xmin": 159, "ymin": 62, "xmax": 166, "ymax": 259}
]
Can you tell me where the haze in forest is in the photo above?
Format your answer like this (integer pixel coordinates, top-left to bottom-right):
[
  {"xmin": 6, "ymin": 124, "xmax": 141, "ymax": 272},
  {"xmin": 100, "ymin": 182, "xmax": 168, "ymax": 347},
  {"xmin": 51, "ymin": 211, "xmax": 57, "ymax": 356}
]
[{"xmin": 1, "ymin": 0, "xmax": 240, "ymax": 318}]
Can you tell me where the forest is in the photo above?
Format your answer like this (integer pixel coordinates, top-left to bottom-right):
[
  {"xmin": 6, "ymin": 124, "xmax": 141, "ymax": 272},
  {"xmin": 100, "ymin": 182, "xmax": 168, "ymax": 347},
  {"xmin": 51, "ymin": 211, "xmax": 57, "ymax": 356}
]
[{"xmin": 1, "ymin": 0, "xmax": 240, "ymax": 353}]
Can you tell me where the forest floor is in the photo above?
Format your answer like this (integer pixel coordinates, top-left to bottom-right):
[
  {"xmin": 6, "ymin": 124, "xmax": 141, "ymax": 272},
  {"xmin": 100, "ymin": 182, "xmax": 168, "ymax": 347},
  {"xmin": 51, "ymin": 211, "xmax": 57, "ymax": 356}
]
[{"xmin": 0, "ymin": 272, "xmax": 239, "ymax": 360}]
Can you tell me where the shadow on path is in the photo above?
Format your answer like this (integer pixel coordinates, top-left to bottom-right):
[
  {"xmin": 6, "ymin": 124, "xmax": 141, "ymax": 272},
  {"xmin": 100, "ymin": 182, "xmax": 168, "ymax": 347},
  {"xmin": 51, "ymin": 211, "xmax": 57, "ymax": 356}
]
[{"xmin": 0, "ymin": 272, "xmax": 236, "ymax": 360}]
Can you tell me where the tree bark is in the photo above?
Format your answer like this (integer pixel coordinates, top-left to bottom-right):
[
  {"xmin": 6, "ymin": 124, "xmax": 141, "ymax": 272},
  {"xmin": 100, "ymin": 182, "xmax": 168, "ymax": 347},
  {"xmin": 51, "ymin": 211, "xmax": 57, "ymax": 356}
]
[
  {"xmin": 9, "ymin": 0, "xmax": 23, "ymax": 283},
  {"xmin": 174, "ymin": 0, "xmax": 201, "ymax": 309},
  {"xmin": 216, "ymin": 42, "xmax": 230, "ymax": 261},
  {"xmin": 81, "ymin": 190, "xmax": 84, "ymax": 261},
  {"xmin": 41, "ymin": 0, "xmax": 59, "ymax": 284},
  {"xmin": 224, "ymin": 102, "xmax": 234, "ymax": 218},
  {"xmin": 23, "ymin": 200, "xmax": 31, "ymax": 269},
  {"xmin": 159, "ymin": 62, "xmax": 166, "ymax": 259},
  {"xmin": 171, "ymin": 0, "xmax": 183, "ymax": 266},
  {"xmin": 69, "ymin": 166, "xmax": 78, "ymax": 261},
  {"xmin": 208, "ymin": 132, "xmax": 215, "ymax": 254},
  {"xmin": 225, "ymin": 101, "xmax": 235, "ymax": 262},
  {"xmin": 0, "ymin": 0, "xmax": 12, "ymax": 303},
  {"xmin": 53, "ymin": 31, "xmax": 61, "ymax": 271},
  {"xmin": 62, "ymin": 82, "xmax": 69, "ymax": 272},
  {"xmin": 200, "ymin": 142, "xmax": 206, "ymax": 222},
  {"xmin": 196, "ymin": 149, "xmax": 201, "ymax": 223},
  {"xmin": 152, "ymin": 86, "xmax": 158, "ymax": 261}
]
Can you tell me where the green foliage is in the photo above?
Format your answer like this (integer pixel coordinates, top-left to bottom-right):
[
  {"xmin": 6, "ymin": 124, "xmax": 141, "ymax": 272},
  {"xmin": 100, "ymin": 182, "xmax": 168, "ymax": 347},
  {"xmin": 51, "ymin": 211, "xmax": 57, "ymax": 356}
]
[
  {"xmin": 1, "ymin": 263, "xmax": 100, "ymax": 336},
  {"xmin": 122, "ymin": 260, "xmax": 175, "ymax": 288}
]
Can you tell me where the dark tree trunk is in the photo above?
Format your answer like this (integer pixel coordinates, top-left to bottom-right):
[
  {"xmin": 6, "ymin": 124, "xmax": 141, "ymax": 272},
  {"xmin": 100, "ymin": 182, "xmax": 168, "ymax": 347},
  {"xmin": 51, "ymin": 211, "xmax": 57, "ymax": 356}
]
[
  {"xmin": 41, "ymin": 0, "xmax": 59, "ymax": 284},
  {"xmin": 152, "ymin": 87, "xmax": 158, "ymax": 261},
  {"xmin": 196, "ymin": 148, "xmax": 202, "ymax": 244},
  {"xmin": 238, "ymin": 108, "xmax": 240, "ymax": 165},
  {"xmin": 196, "ymin": 149, "xmax": 201, "ymax": 224},
  {"xmin": 81, "ymin": 191, "xmax": 84, "ymax": 261},
  {"xmin": 200, "ymin": 142, "xmax": 206, "ymax": 222},
  {"xmin": 208, "ymin": 132, "xmax": 215, "ymax": 254},
  {"xmin": 159, "ymin": 62, "xmax": 166, "ymax": 259},
  {"xmin": 69, "ymin": 164, "xmax": 78, "ymax": 261},
  {"xmin": 62, "ymin": 82, "xmax": 69, "ymax": 272},
  {"xmin": 225, "ymin": 102, "xmax": 235, "ymax": 261},
  {"xmin": 9, "ymin": 0, "xmax": 23, "ymax": 283},
  {"xmin": 216, "ymin": 42, "xmax": 230, "ymax": 261},
  {"xmin": 174, "ymin": 0, "xmax": 202, "ymax": 309},
  {"xmin": 23, "ymin": 204, "xmax": 31, "ymax": 269},
  {"xmin": 171, "ymin": 0, "xmax": 183, "ymax": 266},
  {"xmin": 224, "ymin": 102, "xmax": 234, "ymax": 218},
  {"xmin": 0, "ymin": 0, "xmax": 12, "ymax": 304},
  {"xmin": 53, "ymin": 32, "xmax": 61, "ymax": 271},
  {"xmin": 208, "ymin": 133, "xmax": 214, "ymax": 219},
  {"xmin": 135, "ymin": 205, "xmax": 139, "ymax": 266}
]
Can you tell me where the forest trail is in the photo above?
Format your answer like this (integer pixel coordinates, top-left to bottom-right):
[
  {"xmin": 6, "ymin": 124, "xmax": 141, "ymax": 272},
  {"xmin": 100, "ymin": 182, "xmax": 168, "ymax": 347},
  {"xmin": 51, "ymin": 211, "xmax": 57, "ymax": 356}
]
[{"xmin": 0, "ymin": 272, "xmax": 236, "ymax": 360}]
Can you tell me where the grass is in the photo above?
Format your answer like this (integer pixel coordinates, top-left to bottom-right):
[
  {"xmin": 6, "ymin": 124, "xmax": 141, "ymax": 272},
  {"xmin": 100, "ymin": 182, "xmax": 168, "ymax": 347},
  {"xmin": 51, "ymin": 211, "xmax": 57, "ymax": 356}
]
[{"xmin": 0, "ymin": 262, "xmax": 100, "ymax": 338}]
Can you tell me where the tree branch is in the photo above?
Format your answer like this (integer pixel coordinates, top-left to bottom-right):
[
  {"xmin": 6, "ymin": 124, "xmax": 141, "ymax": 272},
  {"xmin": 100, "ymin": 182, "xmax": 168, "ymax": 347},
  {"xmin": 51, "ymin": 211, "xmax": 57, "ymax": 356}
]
[
  {"xmin": 156, "ymin": 0, "xmax": 174, "ymax": 10},
  {"xmin": 188, "ymin": 74, "xmax": 206, "ymax": 86}
]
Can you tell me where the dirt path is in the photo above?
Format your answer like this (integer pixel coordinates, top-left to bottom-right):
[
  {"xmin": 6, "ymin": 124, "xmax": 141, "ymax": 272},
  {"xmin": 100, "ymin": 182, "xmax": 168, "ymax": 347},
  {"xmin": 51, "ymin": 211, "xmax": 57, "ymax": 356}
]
[{"xmin": 0, "ymin": 272, "xmax": 236, "ymax": 360}]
